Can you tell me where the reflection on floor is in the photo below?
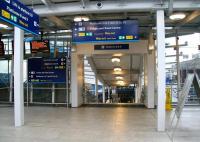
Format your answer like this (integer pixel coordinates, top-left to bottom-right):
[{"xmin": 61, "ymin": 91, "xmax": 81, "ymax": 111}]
[{"xmin": 0, "ymin": 106, "xmax": 200, "ymax": 142}]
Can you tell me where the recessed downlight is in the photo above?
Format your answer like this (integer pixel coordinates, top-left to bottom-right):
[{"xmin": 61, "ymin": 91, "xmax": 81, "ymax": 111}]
[
  {"xmin": 169, "ymin": 13, "xmax": 186, "ymax": 20},
  {"xmin": 111, "ymin": 57, "xmax": 120, "ymax": 63},
  {"xmin": 116, "ymin": 80, "xmax": 125, "ymax": 86},
  {"xmin": 114, "ymin": 67, "xmax": 122, "ymax": 72},
  {"xmin": 74, "ymin": 16, "xmax": 90, "ymax": 22},
  {"xmin": 115, "ymin": 76, "xmax": 123, "ymax": 80}
]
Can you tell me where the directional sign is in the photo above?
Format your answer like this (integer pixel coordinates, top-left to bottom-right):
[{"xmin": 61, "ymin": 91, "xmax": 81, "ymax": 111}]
[
  {"xmin": 73, "ymin": 20, "xmax": 139, "ymax": 43},
  {"xmin": 0, "ymin": 0, "xmax": 39, "ymax": 35},
  {"xmin": 28, "ymin": 58, "xmax": 66, "ymax": 83}
]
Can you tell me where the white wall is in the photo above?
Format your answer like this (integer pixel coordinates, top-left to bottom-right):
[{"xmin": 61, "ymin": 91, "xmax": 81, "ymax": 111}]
[{"xmin": 75, "ymin": 40, "xmax": 148, "ymax": 55}]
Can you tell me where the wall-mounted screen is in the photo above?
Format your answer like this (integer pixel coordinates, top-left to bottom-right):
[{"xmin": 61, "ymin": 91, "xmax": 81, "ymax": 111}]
[{"xmin": 30, "ymin": 40, "xmax": 50, "ymax": 53}]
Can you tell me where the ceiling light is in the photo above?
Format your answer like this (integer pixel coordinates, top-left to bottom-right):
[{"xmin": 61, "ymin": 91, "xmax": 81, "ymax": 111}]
[
  {"xmin": 169, "ymin": 13, "xmax": 186, "ymax": 20},
  {"xmin": 117, "ymin": 80, "xmax": 125, "ymax": 86},
  {"xmin": 115, "ymin": 76, "xmax": 123, "ymax": 80},
  {"xmin": 114, "ymin": 67, "xmax": 122, "ymax": 72},
  {"xmin": 111, "ymin": 57, "xmax": 120, "ymax": 63},
  {"xmin": 0, "ymin": 23, "xmax": 8, "ymax": 29},
  {"xmin": 113, "ymin": 53, "xmax": 123, "ymax": 57},
  {"xmin": 74, "ymin": 16, "xmax": 90, "ymax": 22}
]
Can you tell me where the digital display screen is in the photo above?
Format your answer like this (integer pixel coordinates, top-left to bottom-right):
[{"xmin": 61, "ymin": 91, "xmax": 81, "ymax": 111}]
[{"xmin": 30, "ymin": 40, "xmax": 50, "ymax": 53}]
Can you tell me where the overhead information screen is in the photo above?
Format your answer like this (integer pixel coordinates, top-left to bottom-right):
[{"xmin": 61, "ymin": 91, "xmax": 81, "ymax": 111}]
[
  {"xmin": 30, "ymin": 40, "xmax": 50, "ymax": 53},
  {"xmin": 72, "ymin": 20, "xmax": 139, "ymax": 43},
  {"xmin": 0, "ymin": 41, "xmax": 5, "ymax": 56},
  {"xmin": 0, "ymin": 0, "xmax": 39, "ymax": 35},
  {"xmin": 28, "ymin": 58, "xmax": 66, "ymax": 83}
]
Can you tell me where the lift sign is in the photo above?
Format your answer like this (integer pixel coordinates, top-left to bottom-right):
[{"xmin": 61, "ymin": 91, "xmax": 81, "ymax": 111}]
[
  {"xmin": 0, "ymin": 0, "xmax": 39, "ymax": 35},
  {"xmin": 73, "ymin": 20, "xmax": 139, "ymax": 43},
  {"xmin": 28, "ymin": 58, "xmax": 66, "ymax": 83}
]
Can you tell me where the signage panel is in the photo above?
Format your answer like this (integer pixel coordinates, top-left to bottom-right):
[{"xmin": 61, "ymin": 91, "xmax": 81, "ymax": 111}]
[
  {"xmin": 28, "ymin": 58, "xmax": 66, "ymax": 83},
  {"xmin": 0, "ymin": 0, "xmax": 39, "ymax": 35},
  {"xmin": 73, "ymin": 20, "xmax": 139, "ymax": 43},
  {"xmin": 94, "ymin": 44, "xmax": 129, "ymax": 50},
  {"xmin": 30, "ymin": 40, "xmax": 50, "ymax": 53},
  {"xmin": 0, "ymin": 41, "xmax": 5, "ymax": 56}
]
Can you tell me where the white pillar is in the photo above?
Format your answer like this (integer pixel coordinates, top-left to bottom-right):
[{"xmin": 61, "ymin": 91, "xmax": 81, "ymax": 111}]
[
  {"xmin": 71, "ymin": 53, "xmax": 84, "ymax": 107},
  {"xmin": 137, "ymin": 75, "xmax": 142, "ymax": 103},
  {"xmin": 14, "ymin": 27, "xmax": 24, "ymax": 127},
  {"xmin": 147, "ymin": 51, "xmax": 155, "ymax": 108},
  {"xmin": 156, "ymin": 10, "xmax": 166, "ymax": 132},
  {"xmin": 102, "ymin": 84, "xmax": 105, "ymax": 103}
]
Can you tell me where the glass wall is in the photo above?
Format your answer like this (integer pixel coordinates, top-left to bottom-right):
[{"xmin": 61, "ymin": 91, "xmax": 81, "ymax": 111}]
[
  {"xmin": 165, "ymin": 33, "xmax": 200, "ymax": 104},
  {"xmin": 0, "ymin": 31, "xmax": 71, "ymax": 104}
]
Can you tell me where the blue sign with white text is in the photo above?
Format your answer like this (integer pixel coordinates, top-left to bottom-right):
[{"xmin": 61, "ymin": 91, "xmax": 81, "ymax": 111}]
[
  {"xmin": 73, "ymin": 20, "xmax": 139, "ymax": 43},
  {"xmin": 28, "ymin": 58, "xmax": 66, "ymax": 83},
  {"xmin": 0, "ymin": 0, "xmax": 39, "ymax": 35}
]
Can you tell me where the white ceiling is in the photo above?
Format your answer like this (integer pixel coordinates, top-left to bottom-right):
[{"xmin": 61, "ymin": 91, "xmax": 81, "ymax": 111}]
[{"xmin": 91, "ymin": 54, "xmax": 142, "ymax": 86}]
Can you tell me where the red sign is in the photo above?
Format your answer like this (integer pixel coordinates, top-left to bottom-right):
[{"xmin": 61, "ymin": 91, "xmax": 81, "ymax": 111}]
[
  {"xmin": 30, "ymin": 40, "xmax": 50, "ymax": 53},
  {"xmin": 0, "ymin": 41, "xmax": 5, "ymax": 56}
]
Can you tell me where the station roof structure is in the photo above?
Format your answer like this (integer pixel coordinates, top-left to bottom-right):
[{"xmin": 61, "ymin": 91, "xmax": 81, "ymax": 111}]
[{"xmin": 1, "ymin": 0, "xmax": 200, "ymax": 38}]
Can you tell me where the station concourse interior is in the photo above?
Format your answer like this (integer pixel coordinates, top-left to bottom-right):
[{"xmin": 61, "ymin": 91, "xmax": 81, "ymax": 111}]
[{"xmin": 0, "ymin": 0, "xmax": 200, "ymax": 142}]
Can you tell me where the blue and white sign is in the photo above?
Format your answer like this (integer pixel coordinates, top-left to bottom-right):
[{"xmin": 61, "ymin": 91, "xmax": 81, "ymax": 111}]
[
  {"xmin": 28, "ymin": 58, "xmax": 66, "ymax": 83},
  {"xmin": 0, "ymin": 0, "xmax": 39, "ymax": 35},
  {"xmin": 73, "ymin": 20, "xmax": 139, "ymax": 43}
]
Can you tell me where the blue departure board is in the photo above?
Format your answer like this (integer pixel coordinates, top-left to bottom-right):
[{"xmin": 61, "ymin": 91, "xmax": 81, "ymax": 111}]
[
  {"xmin": 0, "ymin": 0, "xmax": 39, "ymax": 35},
  {"xmin": 72, "ymin": 20, "xmax": 139, "ymax": 43},
  {"xmin": 28, "ymin": 58, "xmax": 66, "ymax": 83}
]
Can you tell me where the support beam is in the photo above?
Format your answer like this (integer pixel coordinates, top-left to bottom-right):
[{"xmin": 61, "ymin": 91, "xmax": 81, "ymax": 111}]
[
  {"xmin": 81, "ymin": 0, "xmax": 86, "ymax": 9},
  {"xmin": 71, "ymin": 53, "xmax": 84, "ymax": 107},
  {"xmin": 156, "ymin": 10, "xmax": 166, "ymax": 132},
  {"xmin": 14, "ymin": 27, "xmax": 24, "ymax": 127},
  {"xmin": 40, "ymin": 0, "xmax": 69, "ymax": 29},
  {"xmin": 168, "ymin": 0, "xmax": 174, "ymax": 15},
  {"xmin": 47, "ymin": 16, "xmax": 68, "ymax": 28},
  {"xmin": 41, "ymin": 0, "xmax": 52, "ymax": 7},
  {"xmin": 33, "ymin": 1, "xmax": 200, "ymax": 16},
  {"xmin": 146, "ymin": 52, "xmax": 155, "ymax": 108},
  {"xmin": 177, "ymin": 10, "xmax": 200, "ymax": 27}
]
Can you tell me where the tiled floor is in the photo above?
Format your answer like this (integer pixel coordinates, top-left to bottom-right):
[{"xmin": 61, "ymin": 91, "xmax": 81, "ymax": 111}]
[{"xmin": 0, "ymin": 106, "xmax": 200, "ymax": 142}]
